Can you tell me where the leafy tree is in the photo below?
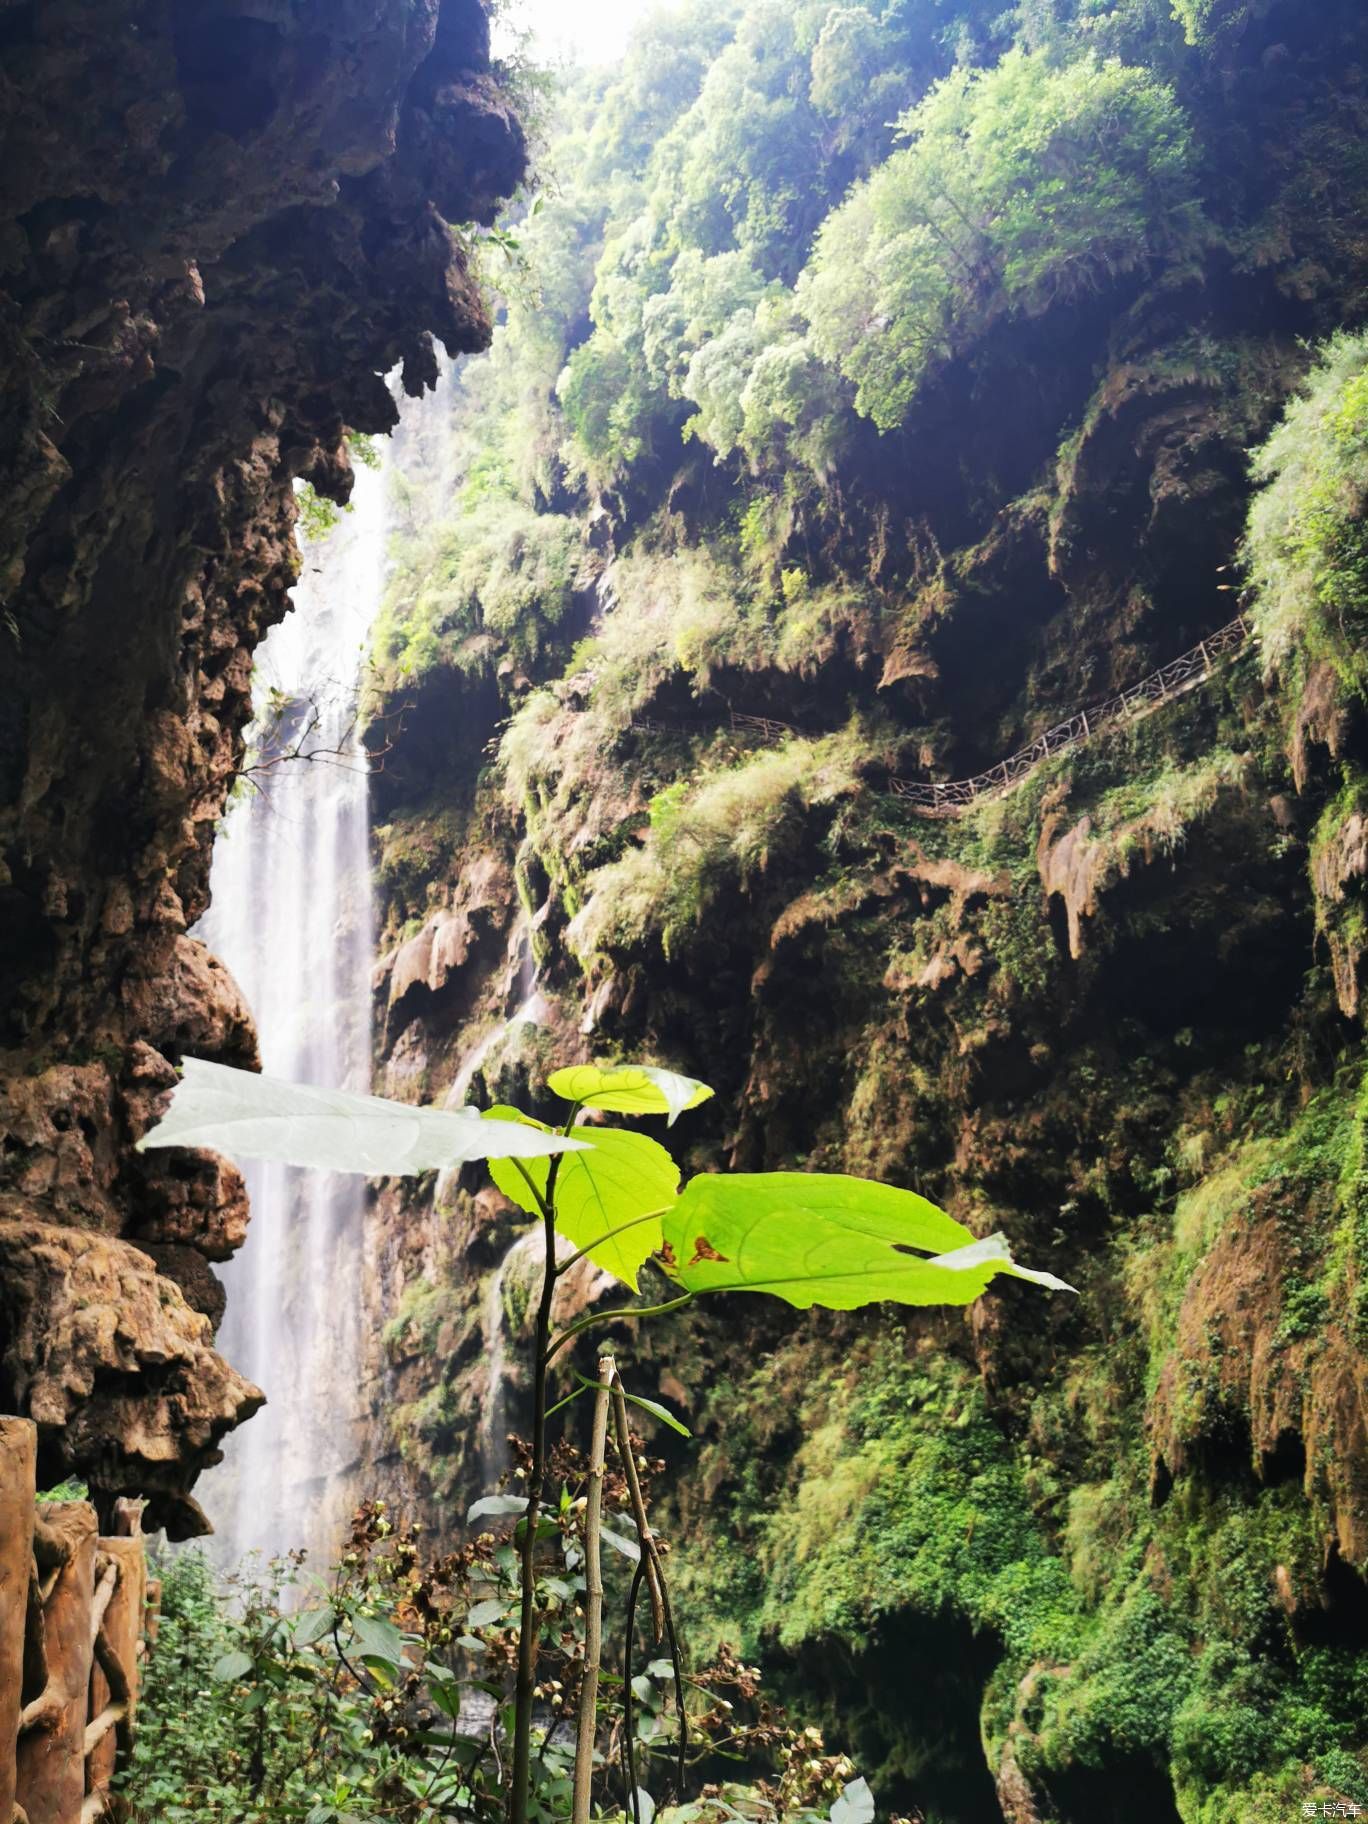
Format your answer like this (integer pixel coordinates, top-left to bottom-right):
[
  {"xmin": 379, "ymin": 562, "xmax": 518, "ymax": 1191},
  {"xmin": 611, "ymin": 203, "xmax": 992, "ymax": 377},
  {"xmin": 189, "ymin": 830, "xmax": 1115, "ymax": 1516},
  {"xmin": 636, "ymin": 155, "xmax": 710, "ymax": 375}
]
[
  {"xmin": 799, "ymin": 47, "xmax": 1205, "ymax": 428},
  {"xmin": 1169, "ymin": 0, "xmax": 1253, "ymax": 47}
]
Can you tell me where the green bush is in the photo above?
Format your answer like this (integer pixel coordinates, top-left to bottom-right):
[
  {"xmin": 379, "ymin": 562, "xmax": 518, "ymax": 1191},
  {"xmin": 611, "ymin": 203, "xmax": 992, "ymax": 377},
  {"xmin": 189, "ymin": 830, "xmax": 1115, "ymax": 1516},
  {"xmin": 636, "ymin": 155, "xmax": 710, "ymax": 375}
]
[
  {"xmin": 1245, "ymin": 329, "xmax": 1368, "ymax": 708},
  {"xmin": 567, "ymin": 729, "xmax": 866, "ymax": 960}
]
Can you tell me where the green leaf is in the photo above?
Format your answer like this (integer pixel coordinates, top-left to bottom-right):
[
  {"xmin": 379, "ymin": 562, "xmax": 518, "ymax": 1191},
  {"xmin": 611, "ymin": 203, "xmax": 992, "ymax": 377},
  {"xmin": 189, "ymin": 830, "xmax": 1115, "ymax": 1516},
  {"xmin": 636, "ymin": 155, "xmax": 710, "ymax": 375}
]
[
  {"xmin": 351, "ymin": 1614, "xmax": 404, "ymax": 1665},
  {"xmin": 485, "ymin": 1107, "xmax": 677, "ymax": 1291},
  {"xmin": 428, "ymin": 1671, "xmax": 464, "ymax": 1720},
  {"xmin": 211, "ymin": 1651, "xmax": 253, "ymax": 1682},
  {"xmin": 293, "ymin": 1606, "xmax": 336, "ymax": 1647},
  {"xmin": 546, "ymin": 1064, "xmax": 714, "ymax": 1126},
  {"xmin": 620, "ymin": 1389, "xmax": 691, "ymax": 1438},
  {"xmin": 831, "ymin": 1778, "xmax": 875, "ymax": 1824},
  {"xmin": 467, "ymin": 1598, "xmax": 508, "ymax": 1629},
  {"xmin": 579, "ymin": 1374, "xmax": 691, "ymax": 1437},
  {"xmin": 137, "ymin": 1057, "xmax": 593, "ymax": 1175},
  {"xmin": 467, "ymin": 1494, "xmax": 529, "ymax": 1522},
  {"xmin": 601, "ymin": 1525, "xmax": 641, "ymax": 1563},
  {"xmin": 659, "ymin": 1173, "xmax": 1075, "ymax": 1311}
]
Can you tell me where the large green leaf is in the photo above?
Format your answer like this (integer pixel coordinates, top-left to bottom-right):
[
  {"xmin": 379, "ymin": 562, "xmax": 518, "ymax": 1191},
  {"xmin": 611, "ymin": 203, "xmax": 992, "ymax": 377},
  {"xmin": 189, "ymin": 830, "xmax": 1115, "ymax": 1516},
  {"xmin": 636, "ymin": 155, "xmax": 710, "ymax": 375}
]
[
  {"xmin": 484, "ymin": 1107, "xmax": 676, "ymax": 1290},
  {"xmin": 659, "ymin": 1173, "xmax": 1074, "ymax": 1311},
  {"xmin": 136, "ymin": 1057, "xmax": 588, "ymax": 1175},
  {"xmin": 546, "ymin": 1063, "xmax": 713, "ymax": 1126}
]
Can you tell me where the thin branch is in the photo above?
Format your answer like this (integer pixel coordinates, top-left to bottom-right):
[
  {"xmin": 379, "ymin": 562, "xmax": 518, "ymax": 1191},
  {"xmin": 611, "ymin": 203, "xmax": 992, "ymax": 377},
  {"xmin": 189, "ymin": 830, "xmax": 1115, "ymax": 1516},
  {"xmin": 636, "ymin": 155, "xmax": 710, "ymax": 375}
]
[
  {"xmin": 612, "ymin": 1387, "xmax": 665, "ymax": 1641},
  {"xmin": 554, "ymin": 1210, "xmax": 672, "ymax": 1278},
  {"xmin": 621, "ymin": 1556, "xmax": 648, "ymax": 1824},
  {"xmin": 656, "ymin": 1551, "xmax": 688, "ymax": 1801},
  {"xmin": 572, "ymin": 1355, "xmax": 616, "ymax": 1824},
  {"xmin": 510, "ymin": 1158, "xmax": 551, "ymax": 1219},
  {"xmin": 509, "ymin": 1154, "xmax": 562, "ymax": 1824},
  {"xmin": 545, "ymin": 1384, "xmax": 592, "ymax": 1422}
]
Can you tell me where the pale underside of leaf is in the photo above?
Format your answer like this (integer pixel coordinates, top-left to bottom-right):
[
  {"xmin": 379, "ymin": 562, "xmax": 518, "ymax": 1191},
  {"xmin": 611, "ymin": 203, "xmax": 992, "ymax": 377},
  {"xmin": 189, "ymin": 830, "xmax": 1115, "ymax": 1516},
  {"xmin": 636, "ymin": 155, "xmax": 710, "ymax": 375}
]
[
  {"xmin": 484, "ymin": 1106, "xmax": 676, "ymax": 1290},
  {"xmin": 660, "ymin": 1172, "xmax": 1075, "ymax": 1310},
  {"xmin": 546, "ymin": 1063, "xmax": 714, "ymax": 1125},
  {"xmin": 136, "ymin": 1057, "xmax": 590, "ymax": 1175}
]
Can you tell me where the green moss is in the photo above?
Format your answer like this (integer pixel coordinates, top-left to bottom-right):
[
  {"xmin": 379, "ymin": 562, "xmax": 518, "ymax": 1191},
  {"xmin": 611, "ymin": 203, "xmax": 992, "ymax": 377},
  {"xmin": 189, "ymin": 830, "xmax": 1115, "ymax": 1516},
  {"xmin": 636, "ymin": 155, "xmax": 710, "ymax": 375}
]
[
  {"xmin": 566, "ymin": 726, "xmax": 871, "ymax": 962},
  {"xmin": 373, "ymin": 799, "xmax": 474, "ymax": 934},
  {"xmin": 382, "ymin": 1276, "xmax": 462, "ymax": 1360},
  {"xmin": 672, "ymin": 1338, "xmax": 1084, "ymax": 1770},
  {"xmin": 374, "ymin": 493, "xmax": 580, "ymax": 687},
  {"xmin": 662, "ymin": 1133, "xmax": 1368, "ymax": 1819}
]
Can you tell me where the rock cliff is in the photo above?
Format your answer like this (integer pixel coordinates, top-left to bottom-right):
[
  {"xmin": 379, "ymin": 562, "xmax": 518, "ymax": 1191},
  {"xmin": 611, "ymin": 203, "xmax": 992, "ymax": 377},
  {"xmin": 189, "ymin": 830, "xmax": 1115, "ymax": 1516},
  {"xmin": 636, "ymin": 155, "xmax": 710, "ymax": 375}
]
[{"xmin": 0, "ymin": 0, "xmax": 524, "ymax": 1534}]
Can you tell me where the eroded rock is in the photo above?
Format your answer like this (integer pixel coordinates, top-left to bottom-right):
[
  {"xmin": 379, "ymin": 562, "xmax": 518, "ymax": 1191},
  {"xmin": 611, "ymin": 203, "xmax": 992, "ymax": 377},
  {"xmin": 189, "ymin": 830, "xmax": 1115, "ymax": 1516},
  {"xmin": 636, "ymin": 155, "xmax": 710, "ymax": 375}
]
[{"xmin": 0, "ymin": 1218, "xmax": 262, "ymax": 1537}]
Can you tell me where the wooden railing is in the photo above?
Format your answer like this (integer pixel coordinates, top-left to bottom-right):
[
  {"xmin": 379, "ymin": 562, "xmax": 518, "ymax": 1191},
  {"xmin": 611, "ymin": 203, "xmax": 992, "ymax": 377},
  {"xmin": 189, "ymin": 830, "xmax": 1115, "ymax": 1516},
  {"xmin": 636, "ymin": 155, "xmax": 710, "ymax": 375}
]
[
  {"xmin": 1, "ymin": 1418, "xmax": 155, "ymax": 1824},
  {"xmin": 628, "ymin": 615, "xmax": 1254, "ymax": 817}
]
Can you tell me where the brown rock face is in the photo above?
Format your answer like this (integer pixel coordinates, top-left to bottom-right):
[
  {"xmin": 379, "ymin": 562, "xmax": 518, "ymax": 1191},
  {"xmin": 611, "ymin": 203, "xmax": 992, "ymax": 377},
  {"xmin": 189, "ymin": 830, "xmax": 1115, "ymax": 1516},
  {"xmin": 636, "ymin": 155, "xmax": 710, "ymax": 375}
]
[
  {"xmin": 1149, "ymin": 1196, "xmax": 1368, "ymax": 1571},
  {"xmin": 0, "ymin": 1220, "xmax": 262, "ymax": 1538},
  {"xmin": 0, "ymin": 0, "xmax": 525, "ymax": 1524}
]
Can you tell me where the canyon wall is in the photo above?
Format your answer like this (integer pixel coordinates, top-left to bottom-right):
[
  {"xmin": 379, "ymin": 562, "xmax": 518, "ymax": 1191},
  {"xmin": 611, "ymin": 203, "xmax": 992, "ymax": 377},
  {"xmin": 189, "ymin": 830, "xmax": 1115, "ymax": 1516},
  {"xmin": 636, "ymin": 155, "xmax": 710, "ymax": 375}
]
[
  {"xmin": 358, "ymin": 5, "xmax": 1368, "ymax": 1820},
  {"xmin": 0, "ymin": 0, "xmax": 524, "ymax": 1535}
]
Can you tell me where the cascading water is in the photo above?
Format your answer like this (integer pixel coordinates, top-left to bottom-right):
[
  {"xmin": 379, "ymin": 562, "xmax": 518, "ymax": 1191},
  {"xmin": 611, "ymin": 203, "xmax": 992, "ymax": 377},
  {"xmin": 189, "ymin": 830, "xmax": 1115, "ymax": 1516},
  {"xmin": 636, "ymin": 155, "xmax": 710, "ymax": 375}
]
[{"xmin": 196, "ymin": 460, "xmax": 386, "ymax": 1567}]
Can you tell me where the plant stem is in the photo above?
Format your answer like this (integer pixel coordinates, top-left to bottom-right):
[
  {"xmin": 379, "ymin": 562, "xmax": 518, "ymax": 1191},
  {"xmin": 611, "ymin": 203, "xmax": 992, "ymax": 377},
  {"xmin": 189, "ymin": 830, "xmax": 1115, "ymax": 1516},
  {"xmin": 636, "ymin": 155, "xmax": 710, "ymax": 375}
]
[
  {"xmin": 611, "ymin": 1383, "xmax": 665, "ymax": 1641},
  {"xmin": 546, "ymin": 1293, "xmax": 694, "ymax": 1366},
  {"xmin": 572, "ymin": 1354, "xmax": 616, "ymax": 1824},
  {"xmin": 553, "ymin": 1209, "xmax": 671, "ymax": 1278},
  {"xmin": 509, "ymin": 1163, "xmax": 560, "ymax": 1824}
]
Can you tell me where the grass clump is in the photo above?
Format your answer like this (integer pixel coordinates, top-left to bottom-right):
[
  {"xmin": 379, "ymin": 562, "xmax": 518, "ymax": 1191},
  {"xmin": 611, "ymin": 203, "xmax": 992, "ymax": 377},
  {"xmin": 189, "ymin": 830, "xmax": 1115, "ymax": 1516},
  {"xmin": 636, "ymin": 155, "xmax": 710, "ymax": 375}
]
[
  {"xmin": 375, "ymin": 495, "xmax": 581, "ymax": 685},
  {"xmin": 566, "ymin": 727, "xmax": 867, "ymax": 960}
]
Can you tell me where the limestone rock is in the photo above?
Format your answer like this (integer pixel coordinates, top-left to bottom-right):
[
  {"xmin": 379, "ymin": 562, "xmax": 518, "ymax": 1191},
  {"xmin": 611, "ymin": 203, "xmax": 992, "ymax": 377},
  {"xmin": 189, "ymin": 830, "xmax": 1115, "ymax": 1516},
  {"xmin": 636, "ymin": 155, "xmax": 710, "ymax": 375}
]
[
  {"xmin": 1149, "ymin": 1200, "xmax": 1368, "ymax": 1568},
  {"xmin": 0, "ymin": 1219, "xmax": 262, "ymax": 1538}
]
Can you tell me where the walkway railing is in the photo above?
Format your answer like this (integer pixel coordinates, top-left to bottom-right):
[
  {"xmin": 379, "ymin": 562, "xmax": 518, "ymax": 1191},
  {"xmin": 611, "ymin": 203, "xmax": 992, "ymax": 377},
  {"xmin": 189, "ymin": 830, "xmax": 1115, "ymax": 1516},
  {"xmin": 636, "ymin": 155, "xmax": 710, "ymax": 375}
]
[
  {"xmin": 629, "ymin": 615, "xmax": 1253, "ymax": 818},
  {"xmin": 1, "ymin": 1417, "xmax": 154, "ymax": 1824},
  {"xmin": 887, "ymin": 615, "xmax": 1251, "ymax": 815}
]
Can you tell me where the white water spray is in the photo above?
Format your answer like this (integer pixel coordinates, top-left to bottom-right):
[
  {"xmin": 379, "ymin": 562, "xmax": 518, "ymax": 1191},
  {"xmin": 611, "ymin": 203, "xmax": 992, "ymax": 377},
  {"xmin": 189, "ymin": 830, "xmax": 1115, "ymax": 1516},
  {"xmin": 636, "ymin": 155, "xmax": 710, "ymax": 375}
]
[{"xmin": 197, "ymin": 462, "xmax": 385, "ymax": 1566}]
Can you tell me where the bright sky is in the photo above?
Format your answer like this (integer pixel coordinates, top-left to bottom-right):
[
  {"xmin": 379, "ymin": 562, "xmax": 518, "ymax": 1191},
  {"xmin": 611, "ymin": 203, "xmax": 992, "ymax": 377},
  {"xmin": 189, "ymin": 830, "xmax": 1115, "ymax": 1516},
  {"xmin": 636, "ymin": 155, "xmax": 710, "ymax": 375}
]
[{"xmin": 494, "ymin": 0, "xmax": 662, "ymax": 66}]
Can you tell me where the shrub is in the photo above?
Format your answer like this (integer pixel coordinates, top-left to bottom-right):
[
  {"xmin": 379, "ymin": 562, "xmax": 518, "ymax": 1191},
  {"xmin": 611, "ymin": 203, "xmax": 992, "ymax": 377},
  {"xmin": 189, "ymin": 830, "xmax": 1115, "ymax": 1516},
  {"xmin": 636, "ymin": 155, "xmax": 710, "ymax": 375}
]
[{"xmin": 1244, "ymin": 329, "xmax": 1368, "ymax": 706}]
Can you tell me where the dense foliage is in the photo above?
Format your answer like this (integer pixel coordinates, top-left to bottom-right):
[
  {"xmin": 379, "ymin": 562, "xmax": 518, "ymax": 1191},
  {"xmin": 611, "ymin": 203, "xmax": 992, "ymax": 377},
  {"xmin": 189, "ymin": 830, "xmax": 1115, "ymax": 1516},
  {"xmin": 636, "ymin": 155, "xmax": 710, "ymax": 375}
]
[
  {"xmin": 127, "ymin": 1490, "xmax": 873, "ymax": 1824},
  {"xmin": 1246, "ymin": 330, "xmax": 1368, "ymax": 719}
]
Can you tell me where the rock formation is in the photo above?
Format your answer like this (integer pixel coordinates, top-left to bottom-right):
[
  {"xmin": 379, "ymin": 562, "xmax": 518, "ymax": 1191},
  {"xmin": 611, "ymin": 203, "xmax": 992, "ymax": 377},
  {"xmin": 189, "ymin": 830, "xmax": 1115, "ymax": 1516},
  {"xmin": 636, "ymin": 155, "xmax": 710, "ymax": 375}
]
[{"xmin": 0, "ymin": 0, "xmax": 524, "ymax": 1533}]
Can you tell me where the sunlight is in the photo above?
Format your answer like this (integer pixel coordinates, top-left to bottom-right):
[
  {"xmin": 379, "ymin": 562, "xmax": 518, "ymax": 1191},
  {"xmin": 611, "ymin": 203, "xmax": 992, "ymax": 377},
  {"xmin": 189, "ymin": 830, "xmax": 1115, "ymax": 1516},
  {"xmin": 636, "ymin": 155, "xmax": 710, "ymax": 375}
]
[{"xmin": 494, "ymin": 0, "xmax": 670, "ymax": 64}]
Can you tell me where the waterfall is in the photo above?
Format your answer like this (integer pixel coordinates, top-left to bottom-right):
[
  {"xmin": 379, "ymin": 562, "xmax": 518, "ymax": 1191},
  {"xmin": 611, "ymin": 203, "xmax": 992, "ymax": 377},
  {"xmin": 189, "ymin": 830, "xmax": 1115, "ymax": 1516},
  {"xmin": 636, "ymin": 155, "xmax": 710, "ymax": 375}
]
[
  {"xmin": 196, "ymin": 460, "xmax": 386, "ymax": 1567},
  {"xmin": 478, "ymin": 1243, "xmax": 518, "ymax": 1488},
  {"xmin": 477, "ymin": 1228, "xmax": 548, "ymax": 1489}
]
